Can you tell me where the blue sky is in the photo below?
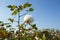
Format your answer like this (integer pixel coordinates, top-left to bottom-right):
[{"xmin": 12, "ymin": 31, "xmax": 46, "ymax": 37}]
[{"xmin": 0, "ymin": 0, "xmax": 60, "ymax": 30}]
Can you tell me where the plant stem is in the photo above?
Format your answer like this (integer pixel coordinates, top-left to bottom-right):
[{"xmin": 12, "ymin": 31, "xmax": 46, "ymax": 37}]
[{"xmin": 18, "ymin": 12, "xmax": 20, "ymax": 40}]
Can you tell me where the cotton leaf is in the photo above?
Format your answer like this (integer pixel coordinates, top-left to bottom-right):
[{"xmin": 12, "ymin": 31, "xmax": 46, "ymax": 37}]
[
  {"xmin": 12, "ymin": 9, "xmax": 19, "ymax": 15},
  {"xmin": 0, "ymin": 23, "xmax": 4, "ymax": 26},
  {"xmin": 29, "ymin": 8, "xmax": 34, "ymax": 11},
  {"xmin": 31, "ymin": 24, "xmax": 37, "ymax": 30},
  {"xmin": 19, "ymin": 5, "xmax": 24, "ymax": 10},
  {"xmin": 8, "ymin": 18, "xmax": 14, "ymax": 23},
  {"xmin": 19, "ymin": 3, "xmax": 32, "ymax": 10},
  {"xmin": 42, "ymin": 34, "xmax": 46, "ymax": 40},
  {"xmin": 7, "ymin": 5, "xmax": 17, "ymax": 11},
  {"xmin": 0, "ymin": 21, "xmax": 4, "ymax": 26},
  {"xmin": 23, "ymin": 2, "xmax": 32, "ymax": 8},
  {"xmin": 6, "ymin": 25, "xmax": 11, "ymax": 27},
  {"xmin": 0, "ymin": 21, "xmax": 3, "ymax": 23}
]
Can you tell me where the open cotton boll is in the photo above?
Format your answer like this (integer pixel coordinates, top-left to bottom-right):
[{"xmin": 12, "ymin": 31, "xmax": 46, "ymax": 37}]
[
  {"xmin": 24, "ymin": 14, "xmax": 34, "ymax": 24},
  {"xmin": 35, "ymin": 36, "xmax": 39, "ymax": 40}
]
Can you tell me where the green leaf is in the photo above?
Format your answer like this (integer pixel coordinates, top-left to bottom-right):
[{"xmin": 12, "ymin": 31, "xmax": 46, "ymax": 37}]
[
  {"xmin": 18, "ymin": 3, "xmax": 32, "ymax": 10},
  {"xmin": 0, "ymin": 23, "xmax": 4, "ymax": 26},
  {"xmin": 7, "ymin": 5, "xmax": 11, "ymax": 8},
  {"xmin": 6, "ymin": 25, "xmax": 11, "ymax": 27},
  {"xmin": 19, "ymin": 5, "xmax": 24, "ymax": 10},
  {"xmin": 31, "ymin": 24, "xmax": 37, "ymax": 30},
  {"xmin": 27, "ymin": 37, "xmax": 32, "ymax": 40},
  {"xmin": 0, "ymin": 21, "xmax": 3, "ymax": 23},
  {"xmin": 0, "ymin": 21, "xmax": 4, "ymax": 26},
  {"xmin": 29, "ymin": 8, "xmax": 34, "ymax": 11},
  {"xmin": 42, "ymin": 34, "xmax": 46, "ymax": 40},
  {"xmin": 8, "ymin": 18, "xmax": 14, "ymax": 23},
  {"xmin": 23, "ymin": 2, "xmax": 32, "ymax": 8},
  {"xmin": 7, "ymin": 5, "xmax": 17, "ymax": 11},
  {"xmin": 12, "ymin": 9, "xmax": 19, "ymax": 15}
]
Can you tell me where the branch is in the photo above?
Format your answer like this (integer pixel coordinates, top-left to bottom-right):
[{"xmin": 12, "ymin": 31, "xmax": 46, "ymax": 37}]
[{"xmin": 20, "ymin": 13, "xmax": 28, "ymax": 17}]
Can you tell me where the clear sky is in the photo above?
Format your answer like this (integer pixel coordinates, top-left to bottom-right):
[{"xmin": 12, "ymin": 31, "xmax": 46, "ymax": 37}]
[{"xmin": 0, "ymin": 0, "xmax": 60, "ymax": 30}]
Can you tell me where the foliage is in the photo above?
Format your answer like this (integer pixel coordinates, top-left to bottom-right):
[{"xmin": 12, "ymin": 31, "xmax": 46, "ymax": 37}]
[
  {"xmin": 7, "ymin": 2, "xmax": 33, "ymax": 16},
  {"xmin": 0, "ymin": 21, "xmax": 60, "ymax": 40},
  {"xmin": 7, "ymin": 5, "xmax": 17, "ymax": 11}
]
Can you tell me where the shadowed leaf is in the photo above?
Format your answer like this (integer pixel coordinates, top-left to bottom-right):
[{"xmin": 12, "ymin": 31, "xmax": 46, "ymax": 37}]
[
  {"xmin": 6, "ymin": 25, "xmax": 11, "ymax": 27},
  {"xmin": 29, "ymin": 8, "xmax": 34, "ymax": 11},
  {"xmin": 0, "ymin": 21, "xmax": 3, "ymax": 23},
  {"xmin": 8, "ymin": 18, "xmax": 14, "ymax": 23},
  {"xmin": 31, "ymin": 24, "xmax": 37, "ymax": 30},
  {"xmin": 0, "ymin": 21, "xmax": 4, "ymax": 26},
  {"xmin": 19, "ymin": 5, "xmax": 24, "ymax": 10},
  {"xmin": 0, "ymin": 23, "xmax": 4, "ymax": 26}
]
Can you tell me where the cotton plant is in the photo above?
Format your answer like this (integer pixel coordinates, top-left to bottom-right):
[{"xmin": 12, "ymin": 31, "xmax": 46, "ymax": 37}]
[{"xmin": 7, "ymin": 2, "xmax": 34, "ymax": 40}]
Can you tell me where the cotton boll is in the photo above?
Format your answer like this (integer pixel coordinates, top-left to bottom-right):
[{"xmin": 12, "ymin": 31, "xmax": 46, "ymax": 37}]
[
  {"xmin": 35, "ymin": 36, "xmax": 39, "ymax": 40},
  {"xmin": 24, "ymin": 14, "xmax": 34, "ymax": 24}
]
